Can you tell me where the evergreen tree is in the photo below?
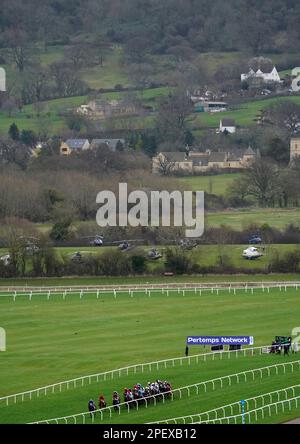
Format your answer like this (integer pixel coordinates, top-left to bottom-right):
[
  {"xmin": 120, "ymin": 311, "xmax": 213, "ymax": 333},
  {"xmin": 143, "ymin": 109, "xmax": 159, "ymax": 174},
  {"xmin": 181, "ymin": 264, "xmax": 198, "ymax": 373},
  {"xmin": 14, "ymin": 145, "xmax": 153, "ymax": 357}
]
[
  {"xmin": 8, "ymin": 123, "xmax": 20, "ymax": 141},
  {"xmin": 116, "ymin": 140, "xmax": 124, "ymax": 151},
  {"xmin": 20, "ymin": 130, "xmax": 37, "ymax": 147}
]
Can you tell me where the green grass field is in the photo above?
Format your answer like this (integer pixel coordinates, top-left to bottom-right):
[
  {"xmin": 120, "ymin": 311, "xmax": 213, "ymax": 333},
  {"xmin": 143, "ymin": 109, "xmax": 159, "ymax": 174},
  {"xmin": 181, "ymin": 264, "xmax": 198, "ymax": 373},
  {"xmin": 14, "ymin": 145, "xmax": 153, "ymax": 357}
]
[
  {"xmin": 194, "ymin": 95, "xmax": 300, "ymax": 128},
  {"xmin": 0, "ymin": 86, "xmax": 170, "ymax": 134},
  {"xmin": 207, "ymin": 208, "xmax": 300, "ymax": 230},
  {"xmin": 32, "ymin": 205, "xmax": 300, "ymax": 238},
  {"xmin": 0, "ymin": 274, "xmax": 299, "ymax": 288},
  {"xmin": 1, "ymin": 286, "xmax": 300, "ymax": 424},
  {"xmin": 177, "ymin": 173, "xmax": 242, "ymax": 196},
  {"xmin": 79, "ymin": 47, "xmax": 129, "ymax": 89}
]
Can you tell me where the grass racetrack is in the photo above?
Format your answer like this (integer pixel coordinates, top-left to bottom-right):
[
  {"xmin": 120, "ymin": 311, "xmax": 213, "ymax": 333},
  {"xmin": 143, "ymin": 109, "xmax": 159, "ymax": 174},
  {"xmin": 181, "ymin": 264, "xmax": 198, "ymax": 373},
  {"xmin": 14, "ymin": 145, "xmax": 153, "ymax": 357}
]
[{"xmin": 1, "ymin": 284, "xmax": 300, "ymax": 424}]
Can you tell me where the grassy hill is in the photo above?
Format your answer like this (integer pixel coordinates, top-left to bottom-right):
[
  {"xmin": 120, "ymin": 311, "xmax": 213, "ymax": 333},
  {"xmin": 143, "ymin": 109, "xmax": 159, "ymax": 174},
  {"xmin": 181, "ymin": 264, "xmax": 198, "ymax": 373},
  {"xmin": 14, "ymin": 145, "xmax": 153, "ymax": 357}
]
[
  {"xmin": 193, "ymin": 95, "xmax": 300, "ymax": 128},
  {"xmin": 1, "ymin": 90, "xmax": 300, "ymax": 135},
  {"xmin": 1, "ymin": 40, "xmax": 300, "ymax": 136},
  {"xmin": 0, "ymin": 85, "xmax": 174, "ymax": 134}
]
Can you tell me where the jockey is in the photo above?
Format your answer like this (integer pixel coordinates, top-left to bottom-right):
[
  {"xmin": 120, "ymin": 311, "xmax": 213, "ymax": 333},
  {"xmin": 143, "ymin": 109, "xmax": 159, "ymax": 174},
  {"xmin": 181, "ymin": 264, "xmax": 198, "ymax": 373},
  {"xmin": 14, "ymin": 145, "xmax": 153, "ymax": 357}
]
[
  {"xmin": 98, "ymin": 395, "xmax": 106, "ymax": 409},
  {"xmin": 88, "ymin": 399, "xmax": 96, "ymax": 418}
]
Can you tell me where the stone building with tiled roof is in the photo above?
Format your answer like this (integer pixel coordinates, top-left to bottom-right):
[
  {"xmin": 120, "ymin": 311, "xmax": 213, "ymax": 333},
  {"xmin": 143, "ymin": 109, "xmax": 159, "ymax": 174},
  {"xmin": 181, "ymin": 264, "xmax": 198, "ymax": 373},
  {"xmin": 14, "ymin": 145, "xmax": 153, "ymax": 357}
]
[{"xmin": 152, "ymin": 147, "xmax": 259, "ymax": 174}]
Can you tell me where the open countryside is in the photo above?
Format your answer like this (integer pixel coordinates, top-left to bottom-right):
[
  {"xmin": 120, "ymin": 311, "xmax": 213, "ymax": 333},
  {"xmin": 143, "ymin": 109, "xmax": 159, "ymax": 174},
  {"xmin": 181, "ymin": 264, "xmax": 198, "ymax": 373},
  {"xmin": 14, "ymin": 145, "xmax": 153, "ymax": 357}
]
[{"xmin": 1, "ymin": 0, "xmax": 300, "ymax": 430}]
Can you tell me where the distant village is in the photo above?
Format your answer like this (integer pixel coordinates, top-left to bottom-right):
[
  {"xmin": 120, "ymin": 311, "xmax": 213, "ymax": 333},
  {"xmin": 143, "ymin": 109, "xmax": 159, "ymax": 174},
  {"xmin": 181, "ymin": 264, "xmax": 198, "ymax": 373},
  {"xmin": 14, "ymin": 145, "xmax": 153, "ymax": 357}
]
[{"xmin": 25, "ymin": 61, "xmax": 300, "ymax": 178}]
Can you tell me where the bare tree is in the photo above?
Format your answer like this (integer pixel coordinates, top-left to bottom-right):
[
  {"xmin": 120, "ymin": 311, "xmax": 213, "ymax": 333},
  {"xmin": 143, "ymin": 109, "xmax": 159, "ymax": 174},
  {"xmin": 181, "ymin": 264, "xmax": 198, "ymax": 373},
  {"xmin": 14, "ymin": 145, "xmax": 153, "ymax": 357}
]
[
  {"xmin": 129, "ymin": 63, "xmax": 153, "ymax": 97},
  {"xmin": 262, "ymin": 101, "xmax": 300, "ymax": 135},
  {"xmin": 244, "ymin": 159, "xmax": 281, "ymax": 206},
  {"xmin": 0, "ymin": 137, "xmax": 31, "ymax": 168},
  {"xmin": 157, "ymin": 155, "xmax": 175, "ymax": 176},
  {"xmin": 7, "ymin": 29, "xmax": 31, "ymax": 72},
  {"xmin": 20, "ymin": 67, "xmax": 49, "ymax": 104},
  {"xmin": 248, "ymin": 57, "xmax": 274, "ymax": 72},
  {"xmin": 125, "ymin": 37, "xmax": 149, "ymax": 64},
  {"xmin": 1, "ymin": 98, "xmax": 17, "ymax": 117},
  {"xmin": 156, "ymin": 90, "xmax": 193, "ymax": 143},
  {"xmin": 64, "ymin": 45, "xmax": 93, "ymax": 71},
  {"xmin": 50, "ymin": 62, "xmax": 87, "ymax": 97}
]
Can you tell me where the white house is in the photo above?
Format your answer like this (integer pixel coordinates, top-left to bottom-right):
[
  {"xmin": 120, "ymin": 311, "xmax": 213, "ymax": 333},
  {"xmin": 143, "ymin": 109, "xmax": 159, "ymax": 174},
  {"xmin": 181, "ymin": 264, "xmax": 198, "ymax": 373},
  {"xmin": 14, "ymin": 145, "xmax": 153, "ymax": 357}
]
[
  {"xmin": 217, "ymin": 119, "xmax": 236, "ymax": 134},
  {"xmin": 241, "ymin": 66, "xmax": 281, "ymax": 83}
]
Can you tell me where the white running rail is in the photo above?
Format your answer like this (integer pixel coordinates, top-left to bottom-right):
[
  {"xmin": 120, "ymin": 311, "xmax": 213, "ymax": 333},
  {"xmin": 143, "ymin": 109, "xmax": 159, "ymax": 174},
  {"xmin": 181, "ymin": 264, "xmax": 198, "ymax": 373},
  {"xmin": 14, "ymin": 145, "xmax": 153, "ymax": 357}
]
[
  {"xmin": 149, "ymin": 384, "xmax": 300, "ymax": 424},
  {"xmin": 0, "ymin": 344, "xmax": 286, "ymax": 406},
  {"xmin": 0, "ymin": 282, "xmax": 299, "ymax": 301},
  {"xmin": 29, "ymin": 359, "xmax": 300, "ymax": 424},
  {"xmin": 195, "ymin": 395, "xmax": 300, "ymax": 424}
]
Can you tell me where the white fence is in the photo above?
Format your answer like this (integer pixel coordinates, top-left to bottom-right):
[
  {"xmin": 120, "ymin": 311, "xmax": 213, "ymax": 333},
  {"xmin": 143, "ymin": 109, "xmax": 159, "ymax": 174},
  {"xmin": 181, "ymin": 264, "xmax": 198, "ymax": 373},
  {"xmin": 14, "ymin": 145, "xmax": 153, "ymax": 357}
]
[
  {"xmin": 0, "ymin": 344, "xmax": 287, "ymax": 407},
  {"xmin": 0, "ymin": 282, "xmax": 299, "ymax": 302},
  {"xmin": 150, "ymin": 384, "xmax": 300, "ymax": 424},
  {"xmin": 29, "ymin": 359, "xmax": 300, "ymax": 424},
  {"xmin": 196, "ymin": 395, "xmax": 300, "ymax": 424},
  {"xmin": 1, "ymin": 281, "xmax": 300, "ymax": 292}
]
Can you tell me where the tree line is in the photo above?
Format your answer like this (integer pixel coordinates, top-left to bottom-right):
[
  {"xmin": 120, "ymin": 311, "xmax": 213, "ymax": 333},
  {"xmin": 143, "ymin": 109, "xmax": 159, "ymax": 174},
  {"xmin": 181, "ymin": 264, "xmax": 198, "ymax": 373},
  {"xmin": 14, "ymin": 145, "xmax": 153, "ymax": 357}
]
[{"xmin": 1, "ymin": 0, "xmax": 300, "ymax": 54}]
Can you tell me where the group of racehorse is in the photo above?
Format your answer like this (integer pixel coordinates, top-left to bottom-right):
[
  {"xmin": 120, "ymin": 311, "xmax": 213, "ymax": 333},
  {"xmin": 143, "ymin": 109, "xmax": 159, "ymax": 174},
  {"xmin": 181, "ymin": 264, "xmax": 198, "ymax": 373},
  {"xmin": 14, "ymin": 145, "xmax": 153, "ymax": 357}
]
[{"xmin": 88, "ymin": 379, "xmax": 173, "ymax": 416}]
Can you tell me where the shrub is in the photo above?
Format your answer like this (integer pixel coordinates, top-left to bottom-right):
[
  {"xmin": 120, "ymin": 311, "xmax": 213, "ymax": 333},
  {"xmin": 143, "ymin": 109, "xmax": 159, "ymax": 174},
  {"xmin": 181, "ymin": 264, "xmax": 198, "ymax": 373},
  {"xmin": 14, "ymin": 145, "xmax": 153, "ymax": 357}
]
[
  {"xmin": 164, "ymin": 247, "xmax": 192, "ymax": 274},
  {"xmin": 100, "ymin": 250, "xmax": 132, "ymax": 276},
  {"xmin": 130, "ymin": 254, "xmax": 147, "ymax": 274},
  {"xmin": 268, "ymin": 250, "xmax": 300, "ymax": 273},
  {"xmin": 50, "ymin": 220, "xmax": 72, "ymax": 241}
]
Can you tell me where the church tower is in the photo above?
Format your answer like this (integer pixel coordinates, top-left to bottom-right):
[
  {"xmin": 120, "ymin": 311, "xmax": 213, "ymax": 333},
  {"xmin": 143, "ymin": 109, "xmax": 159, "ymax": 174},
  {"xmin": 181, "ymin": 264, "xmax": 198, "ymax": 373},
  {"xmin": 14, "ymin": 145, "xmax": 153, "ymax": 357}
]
[{"xmin": 290, "ymin": 138, "xmax": 300, "ymax": 163}]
